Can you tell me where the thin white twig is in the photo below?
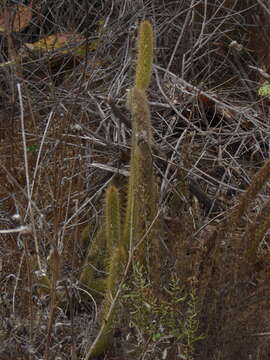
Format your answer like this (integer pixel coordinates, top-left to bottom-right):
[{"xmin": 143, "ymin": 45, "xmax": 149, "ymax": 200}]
[
  {"xmin": 17, "ymin": 83, "xmax": 42, "ymax": 271},
  {"xmin": 30, "ymin": 111, "xmax": 54, "ymax": 199},
  {"xmin": 0, "ymin": 225, "xmax": 31, "ymax": 234}
]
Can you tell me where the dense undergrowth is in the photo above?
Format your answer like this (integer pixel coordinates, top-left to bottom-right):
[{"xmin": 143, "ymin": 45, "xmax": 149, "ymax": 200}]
[{"xmin": 1, "ymin": 1, "xmax": 270, "ymax": 359}]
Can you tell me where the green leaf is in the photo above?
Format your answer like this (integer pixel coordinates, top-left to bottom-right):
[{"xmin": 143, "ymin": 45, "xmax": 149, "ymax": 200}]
[
  {"xmin": 258, "ymin": 81, "xmax": 270, "ymax": 96},
  {"xmin": 27, "ymin": 144, "xmax": 37, "ymax": 152}
]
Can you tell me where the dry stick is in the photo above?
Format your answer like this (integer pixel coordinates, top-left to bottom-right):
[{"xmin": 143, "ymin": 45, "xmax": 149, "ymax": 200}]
[
  {"xmin": 59, "ymin": 177, "xmax": 113, "ymax": 261},
  {"xmin": 12, "ymin": 249, "xmax": 25, "ymax": 315},
  {"xmin": 0, "ymin": 225, "xmax": 31, "ymax": 234},
  {"xmin": 70, "ymin": 198, "xmax": 80, "ymax": 360},
  {"xmin": 165, "ymin": 0, "xmax": 194, "ymax": 76},
  {"xmin": 29, "ymin": 110, "xmax": 54, "ymax": 200},
  {"xmin": 155, "ymin": 63, "xmax": 257, "ymax": 115},
  {"xmin": 17, "ymin": 83, "xmax": 42, "ymax": 271},
  {"xmin": 160, "ymin": 128, "xmax": 187, "ymax": 202},
  {"xmin": 107, "ymin": 97, "xmax": 131, "ymax": 128},
  {"xmin": 24, "ymin": 232, "xmax": 34, "ymax": 350},
  {"xmin": 45, "ymin": 247, "xmax": 60, "ymax": 360},
  {"xmin": 17, "ymin": 84, "xmax": 38, "ymax": 355},
  {"xmin": 0, "ymin": 163, "xmax": 49, "ymax": 229}
]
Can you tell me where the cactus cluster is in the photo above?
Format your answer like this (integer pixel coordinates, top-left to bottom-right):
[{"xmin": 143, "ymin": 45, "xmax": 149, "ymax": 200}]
[{"xmin": 81, "ymin": 20, "xmax": 158, "ymax": 358}]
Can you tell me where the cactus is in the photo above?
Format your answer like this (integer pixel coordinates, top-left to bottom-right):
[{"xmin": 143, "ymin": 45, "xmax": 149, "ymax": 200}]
[
  {"xmin": 84, "ymin": 186, "xmax": 126, "ymax": 359},
  {"xmin": 83, "ymin": 20, "xmax": 159, "ymax": 358},
  {"xmin": 227, "ymin": 157, "xmax": 270, "ymax": 232},
  {"xmin": 105, "ymin": 185, "xmax": 121, "ymax": 253},
  {"xmin": 123, "ymin": 87, "xmax": 156, "ymax": 251},
  {"xmin": 79, "ymin": 225, "xmax": 107, "ymax": 295},
  {"xmin": 135, "ymin": 20, "xmax": 154, "ymax": 91},
  {"xmin": 124, "ymin": 21, "xmax": 161, "ymax": 286},
  {"xmin": 85, "ymin": 244, "xmax": 126, "ymax": 359}
]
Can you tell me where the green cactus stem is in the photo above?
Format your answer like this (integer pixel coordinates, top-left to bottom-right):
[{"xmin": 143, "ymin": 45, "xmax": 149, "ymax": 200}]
[{"xmin": 135, "ymin": 20, "xmax": 154, "ymax": 91}]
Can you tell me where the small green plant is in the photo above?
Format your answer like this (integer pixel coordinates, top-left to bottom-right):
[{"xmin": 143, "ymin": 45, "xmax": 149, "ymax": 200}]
[
  {"xmin": 258, "ymin": 81, "xmax": 270, "ymax": 96},
  {"xmin": 26, "ymin": 144, "xmax": 38, "ymax": 152},
  {"xmin": 125, "ymin": 266, "xmax": 203, "ymax": 359}
]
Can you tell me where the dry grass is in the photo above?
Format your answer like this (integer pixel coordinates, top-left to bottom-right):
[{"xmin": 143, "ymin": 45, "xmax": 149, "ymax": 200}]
[{"xmin": 1, "ymin": 1, "xmax": 270, "ymax": 359}]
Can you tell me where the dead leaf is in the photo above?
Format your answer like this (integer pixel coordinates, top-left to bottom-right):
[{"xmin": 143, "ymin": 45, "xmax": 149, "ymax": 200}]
[
  {"xmin": 0, "ymin": 1, "xmax": 32, "ymax": 33},
  {"xmin": 24, "ymin": 32, "xmax": 86, "ymax": 55}
]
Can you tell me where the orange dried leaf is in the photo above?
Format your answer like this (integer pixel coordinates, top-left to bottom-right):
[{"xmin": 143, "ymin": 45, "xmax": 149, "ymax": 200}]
[
  {"xmin": 25, "ymin": 32, "xmax": 85, "ymax": 54},
  {"xmin": 0, "ymin": 2, "xmax": 32, "ymax": 32}
]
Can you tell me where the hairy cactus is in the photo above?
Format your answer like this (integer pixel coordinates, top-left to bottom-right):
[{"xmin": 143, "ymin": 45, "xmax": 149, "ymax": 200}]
[
  {"xmin": 135, "ymin": 20, "xmax": 154, "ymax": 91},
  {"xmin": 79, "ymin": 225, "xmax": 107, "ymax": 295},
  {"xmin": 83, "ymin": 20, "xmax": 159, "ymax": 358},
  {"xmin": 123, "ymin": 87, "xmax": 156, "ymax": 250},
  {"xmin": 84, "ymin": 185, "xmax": 126, "ymax": 358}
]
